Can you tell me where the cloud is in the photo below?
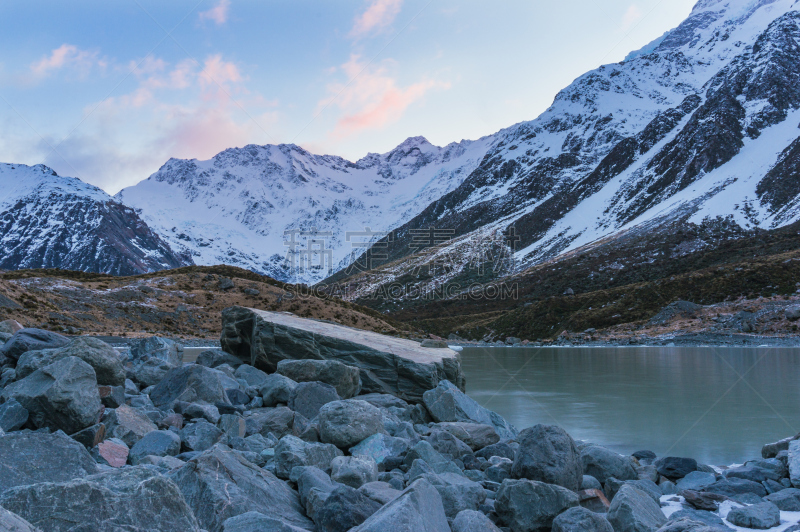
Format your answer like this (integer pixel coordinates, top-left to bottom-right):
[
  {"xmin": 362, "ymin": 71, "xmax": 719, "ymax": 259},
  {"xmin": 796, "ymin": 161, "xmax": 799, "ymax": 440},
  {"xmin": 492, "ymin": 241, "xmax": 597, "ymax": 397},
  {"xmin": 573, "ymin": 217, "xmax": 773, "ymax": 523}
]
[
  {"xmin": 29, "ymin": 44, "xmax": 105, "ymax": 81},
  {"xmin": 322, "ymin": 55, "xmax": 449, "ymax": 139},
  {"xmin": 350, "ymin": 0, "xmax": 403, "ymax": 38},
  {"xmin": 199, "ymin": 0, "xmax": 230, "ymax": 25},
  {"xmin": 622, "ymin": 4, "xmax": 644, "ymax": 31}
]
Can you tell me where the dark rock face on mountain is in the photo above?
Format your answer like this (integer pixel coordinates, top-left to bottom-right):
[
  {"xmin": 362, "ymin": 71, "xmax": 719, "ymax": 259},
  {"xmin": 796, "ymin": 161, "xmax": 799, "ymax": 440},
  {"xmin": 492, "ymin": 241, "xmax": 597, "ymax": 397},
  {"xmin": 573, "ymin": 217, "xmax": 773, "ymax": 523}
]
[{"xmin": 0, "ymin": 163, "xmax": 191, "ymax": 275}]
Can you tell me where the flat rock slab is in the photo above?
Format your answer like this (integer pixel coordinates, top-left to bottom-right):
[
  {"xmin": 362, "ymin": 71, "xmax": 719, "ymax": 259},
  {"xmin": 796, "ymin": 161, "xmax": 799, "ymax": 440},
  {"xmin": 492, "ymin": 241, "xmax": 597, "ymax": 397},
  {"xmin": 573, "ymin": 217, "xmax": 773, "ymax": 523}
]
[{"xmin": 221, "ymin": 307, "xmax": 465, "ymax": 403}]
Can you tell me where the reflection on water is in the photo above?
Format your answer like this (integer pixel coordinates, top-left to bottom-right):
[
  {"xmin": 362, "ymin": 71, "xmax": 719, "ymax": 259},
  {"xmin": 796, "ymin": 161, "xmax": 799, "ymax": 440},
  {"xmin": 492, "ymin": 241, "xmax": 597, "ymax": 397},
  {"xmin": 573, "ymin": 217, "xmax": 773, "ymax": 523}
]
[{"xmin": 460, "ymin": 346, "xmax": 800, "ymax": 465}]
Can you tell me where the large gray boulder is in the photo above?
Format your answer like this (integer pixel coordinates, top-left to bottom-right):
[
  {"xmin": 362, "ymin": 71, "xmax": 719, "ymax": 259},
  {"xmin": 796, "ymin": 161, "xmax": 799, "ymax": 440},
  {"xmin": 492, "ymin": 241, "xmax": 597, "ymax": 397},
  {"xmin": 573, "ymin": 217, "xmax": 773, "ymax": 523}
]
[
  {"xmin": 260, "ymin": 373, "xmax": 298, "ymax": 407},
  {"xmin": 654, "ymin": 457, "xmax": 697, "ymax": 480},
  {"xmin": 436, "ymin": 422, "xmax": 500, "ymax": 451},
  {"xmin": 789, "ymin": 439, "xmax": 800, "ymax": 487},
  {"xmin": 220, "ymin": 306, "xmax": 464, "ymax": 403},
  {"xmin": 725, "ymin": 501, "xmax": 780, "ymax": 529},
  {"xmin": 452, "ymin": 510, "xmax": 502, "ymax": 532},
  {"xmin": 426, "ymin": 472, "xmax": 487, "ymax": 518},
  {"xmin": 245, "ymin": 406, "xmax": 305, "ymax": 439},
  {"xmin": 607, "ymin": 484, "xmax": 667, "ymax": 532},
  {"xmin": 0, "ymin": 397, "xmax": 29, "ymax": 432},
  {"xmin": 169, "ymin": 444, "xmax": 313, "ymax": 532},
  {"xmin": 150, "ymin": 364, "xmax": 231, "ymax": 409},
  {"xmin": 350, "ymin": 433, "xmax": 410, "ymax": 467},
  {"xmin": 0, "ymin": 466, "xmax": 200, "ymax": 532},
  {"xmin": 102, "ymin": 404, "xmax": 158, "ymax": 446},
  {"xmin": 274, "ymin": 435, "xmax": 343, "ymax": 479},
  {"xmin": 128, "ymin": 429, "xmax": 182, "ymax": 464},
  {"xmin": 180, "ymin": 419, "xmax": 224, "ymax": 452},
  {"xmin": 197, "ymin": 349, "xmax": 244, "ymax": 369},
  {"xmin": 132, "ymin": 357, "xmax": 177, "ymax": 388},
  {"xmin": 295, "ymin": 466, "xmax": 337, "ymax": 520},
  {"xmin": 278, "ymin": 359, "xmax": 362, "ymax": 399},
  {"xmin": 0, "ymin": 328, "xmax": 69, "ymax": 362},
  {"xmin": 289, "ymin": 381, "xmax": 341, "ymax": 420},
  {"xmin": 552, "ymin": 506, "xmax": 614, "ymax": 532},
  {"xmin": 765, "ymin": 487, "xmax": 800, "ymax": 510},
  {"xmin": 222, "ymin": 512, "xmax": 309, "ymax": 532},
  {"xmin": 313, "ymin": 485, "xmax": 382, "ymax": 532},
  {"xmin": 513, "ymin": 424, "xmax": 583, "ymax": 491},
  {"xmin": 581, "ymin": 445, "xmax": 638, "ymax": 484},
  {"xmin": 2, "ymin": 356, "xmax": 103, "ymax": 434},
  {"xmin": 15, "ymin": 337, "xmax": 125, "ymax": 386},
  {"xmin": 0, "ymin": 506, "xmax": 40, "ymax": 532},
  {"xmin": 130, "ymin": 336, "xmax": 184, "ymax": 366},
  {"xmin": 495, "ymin": 479, "xmax": 579, "ymax": 531},
  {"xmin": 423, "ymin": 380, "xmax": 517, "ymax": 440},
  {"xmin": 0, "ymin": 431, "xmax": 98, "ymax": 496},
  {"xmin": 351, "ymin": 478, "xmax": 450, "ymax": 532},
  {"xmin": 331, "ymin": 455, "xmax": 378, "ymax": 488},
  {"xmin": 318, "ymin": 399, "xmax": 383, "ymax": 448}
]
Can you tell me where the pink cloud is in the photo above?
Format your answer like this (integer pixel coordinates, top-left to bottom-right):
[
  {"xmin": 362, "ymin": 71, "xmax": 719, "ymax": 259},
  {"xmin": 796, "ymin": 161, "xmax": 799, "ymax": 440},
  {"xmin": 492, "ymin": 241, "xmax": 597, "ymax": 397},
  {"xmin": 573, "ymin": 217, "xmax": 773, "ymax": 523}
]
[
  {"xmin": 323, "ymin": 55, "xmax": 449, "ymax": 139},
  {"xmin": 350, "ymin": 0, "xmax": 403, "ymax": 38},
  {"xmin": 29, "ymin": 44, "xmax": 104, "ymax": 80},
  {"xmin": 199, "ymin": 0, "xmax": 230, "ymax": 25}
]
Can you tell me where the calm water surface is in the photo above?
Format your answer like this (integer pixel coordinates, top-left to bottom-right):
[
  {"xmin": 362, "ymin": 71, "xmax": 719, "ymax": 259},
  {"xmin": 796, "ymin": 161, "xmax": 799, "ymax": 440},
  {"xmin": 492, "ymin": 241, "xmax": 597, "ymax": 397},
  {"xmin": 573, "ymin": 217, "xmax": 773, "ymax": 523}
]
[{"xmin": 460, "ymin": 346, "xmax": 800, "ymax": 465}]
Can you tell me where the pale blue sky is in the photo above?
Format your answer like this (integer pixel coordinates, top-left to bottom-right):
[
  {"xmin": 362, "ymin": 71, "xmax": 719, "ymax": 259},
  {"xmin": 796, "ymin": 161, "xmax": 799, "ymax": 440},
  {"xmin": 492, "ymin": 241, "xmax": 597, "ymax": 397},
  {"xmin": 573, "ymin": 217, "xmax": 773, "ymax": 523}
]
[{"xmin": 0, "ymin": 0, "xmax": 697, "ymax": 193}]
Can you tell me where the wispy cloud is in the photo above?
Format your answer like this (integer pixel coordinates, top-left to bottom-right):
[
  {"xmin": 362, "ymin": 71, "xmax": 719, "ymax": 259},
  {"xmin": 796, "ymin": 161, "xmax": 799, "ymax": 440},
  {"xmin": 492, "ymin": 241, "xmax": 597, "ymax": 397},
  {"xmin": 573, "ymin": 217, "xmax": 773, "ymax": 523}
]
[
  {"xmin": 350, "ymin": 0, "xmax": 403, "ymax": 39},
  {"xmin": 29, "ymin": 44, "xmax": 105, "ymax": 81},
  {"xmin": 322, "ymin": 55, "xmax": 449, "ymax": 139},
  {"xmin": 199, "ymin": 0, "xmax": 230, "ymax": 25},
  {"xmin": 622, "ymin": 4, "xmax": 644, "ymax": 31}
]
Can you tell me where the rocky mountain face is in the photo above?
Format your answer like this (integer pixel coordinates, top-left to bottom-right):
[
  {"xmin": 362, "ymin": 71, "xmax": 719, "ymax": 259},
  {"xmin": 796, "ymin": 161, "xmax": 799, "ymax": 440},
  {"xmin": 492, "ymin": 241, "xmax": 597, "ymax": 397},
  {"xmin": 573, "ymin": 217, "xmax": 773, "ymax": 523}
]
[
  {"xmin": 0, "ymin": 164, "xmax": 191, "ymax": 275},
  {"xmin": 335, "ymin": 0, "xmax": 800, "ymax": 296},
  {"xmin": 115, "ymin": 136, "xmax": 495, "ymax": 284}
]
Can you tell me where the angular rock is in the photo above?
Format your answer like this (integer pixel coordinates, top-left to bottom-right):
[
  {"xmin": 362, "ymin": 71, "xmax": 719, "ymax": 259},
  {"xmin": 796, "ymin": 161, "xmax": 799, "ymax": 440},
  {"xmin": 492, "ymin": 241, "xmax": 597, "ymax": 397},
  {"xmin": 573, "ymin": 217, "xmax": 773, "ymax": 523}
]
[
  {"xmin": 676, "ymin": 471, "xmax": 717, "ymax": 492},
  {"xmin": 0, "ymin": 506, "xmax": 39, "ymax": 532},
  {"xmin": 425, "ymin": 429, "xmax": 473, "ymax": 460},
  {"xmin": 426, "ymin": 472, "xmax": 487, "ymax": 518},
  {"xmin": 351, "ymin": 478, "xmax": 450, "ymax": 532},
  {"xmin": 725, "ymin": 463, "xmax": 782, "ymax": 483},
  {"xmin": 704, "ymin": 477, "xmax": 767, "ymax": 497},
  {"xmin": 404, "ymin": 440, "xmax": 464, "ymax": 476},
  {"xmin": 150, "ymin": 364, "xmax": 231, "ymax": 409},
  {"xmin": 168, "ymin": 444, "xmax": 313, "ymax": 532},
  {"xmin": 451, "ymin": 510, "xmax": 503, "ymax": 532},
  {"xmin": 278, "ymin": 359, "xmax": 362, "ymax": 399},
  {"xmin": 16, "ymin": 337, "xmax": 125, "ymax": 386},
  {"xmin": 654, "ymin": 457, "xmax": 697, "ymax": 480},
  {"xmin": 725, "ymin": 501, "xmax": 780, "ymax": 529},
  {"xmin": 219, "ymin": 414, "xmax": 246, "ymax": 438},
  {"xmin": 245, "ymin": 406, "xmax": 304, "ymax": 439},
  {"xmin": 222, "ymin": 512, "xmax": 309, "ymax": 532},
  {"xmin": 314, "ymin": 485, "xmax": 382, "ymax": 532},
  {"xmin": 318, "ymin": 399, "xmax": 383, "ymax": 448},
  {"xmin": 130, "ymin": 336, "xmax": 184, "ymax": 366},
  {"xmin": 662, "ymin": 510, "xmax": 726, "ymax": 530},
  {"xmin": 260, "ymin": 373, "xmax": 298, "ymax": 407},
  {"xmin": 579, "ymin": 488, "xmax": 611, "ymax": 513},
  {"xmin": 607, "ymin": 484, "xmax": 667, "ymax": 532},
  {"xmin": 92, "ymin": 438, "xmax": 130, "ymax": 467},
  {"xmin": 129, "ymin": 429, "xmax": 182, "ymax": 465},
  {"xmin": 0, "ymin": 328, "xmax": 69, "ymax": 362},
  {"xmin": 178, "ymin": 402, "xmax": 221, "ymax": 424},
  {"xmin": 679, "ymin": 489, "xmax": 727, "ymax": 511},
  {"xmin": 583, "ymin": 475, "xmax": 603, "ymax": 490},
  {"xmin": 582, "ymin": 445, "xmax": 638, "ymax": 484},
  {"xmin": 762, "ymin": 434, "xmax": 799, "ymax": 459},
  {"xmin": 197, "ymin": 349, "xmax": 243, "ymax": 369},
  {"xmin": 0, "ymin": 397, "xmax": 28, "ymax": 432},
  {"xmin": 0, "ymin": 319, "xmax": 23, "ymax": 335},
  {"xmin": 765, "ymin": 487, "xmax": 800, "ymax": 510},
  {"xmin": 436, "ymin": 422, "xmax": 500, "ymax": 451},
  {"xmin": 358, "ymin": 481, "xmax": 402, "ymax": 505},
  {"xmin": 102, "ymin": 404, "xmax": 158, "ymax": 446},
  {"xmin": 350, "ymin": 433, "xmax": 410, "ymax": 467},
  {"xmin": 423, "ymin": 380, "xmax": 516, "ymax": 439},
  {"xmin": 790, "ymin": 439, "xmax": 800, "ymax": 487},
  {"xmin": 70, "ymin": 422, "xmax": 106, "ymax": 449},
  {"xmin": 289, "ymin": 381, "xmax": 340, "ymax": 420},
  {"xmin": 226, "ymin": 388, "xmax": 250, "ymax": 406},
  {"xmin": 180, "ymin": 419, "xmax": 224, "ymax": 452},
  {"xmin": 221, "ymin": 307, "xmax": 464, "ymax": 403},
  {"xmin": 234, "ymin": 364, "xmax": 269, "ymax": 387},
  {"xmin": 296, "ymin": 466, "xmax": 337, "ymax": 519},
  {"xmin": 98, "ymin": 385, "xmax": 125, "ymax": 408},
  {"xmin": 495, "ymin": 479, "xmax": 579, "ymax": 531},
  {"xmin": 2, "ymin": 356, "xmax": 103, "ymax": 434},
  {"xmin": 0, "ymin": 431, "xmax": 98, "ymax": 496},
  {"xmin": 513, "ymin": 424, "xmax": 583, "ymax": 491},
  {"xmin": 132, "ymin": 357, "xmax": 176, "ymax": 388},
  {"xmin": 552, "ymin": 506, "xmax": 614, "ymax": 532},
  {"xmin": 0, "ymin": 466, "xmax": 200, "ymax": 532},
  {"xmin": 476, "ymin": 442, "xmax": 515, "ymax": 461},
  {"xmin": 274, "ymin": 435, "xmax": 343, "ymax": 479},
  {"xmin": 331, "ymin": 455, "xmax": 379, "ymax": 488}
]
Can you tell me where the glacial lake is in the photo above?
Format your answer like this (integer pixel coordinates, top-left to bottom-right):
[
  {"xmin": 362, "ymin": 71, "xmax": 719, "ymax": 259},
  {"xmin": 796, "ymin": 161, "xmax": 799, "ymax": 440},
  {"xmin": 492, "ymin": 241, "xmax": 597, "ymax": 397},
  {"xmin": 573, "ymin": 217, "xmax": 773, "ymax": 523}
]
[{"xmin": 459, "ymin": 346, "xmax": 800, "ymax": 466}]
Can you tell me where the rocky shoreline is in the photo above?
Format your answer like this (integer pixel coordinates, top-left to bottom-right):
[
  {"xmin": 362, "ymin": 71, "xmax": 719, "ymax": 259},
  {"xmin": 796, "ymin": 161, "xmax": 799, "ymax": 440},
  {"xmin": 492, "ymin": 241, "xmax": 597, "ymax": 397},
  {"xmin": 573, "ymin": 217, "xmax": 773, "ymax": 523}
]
[{"xmin": 1, "ymin": 312, "xmax": 800, "ymax": 531}]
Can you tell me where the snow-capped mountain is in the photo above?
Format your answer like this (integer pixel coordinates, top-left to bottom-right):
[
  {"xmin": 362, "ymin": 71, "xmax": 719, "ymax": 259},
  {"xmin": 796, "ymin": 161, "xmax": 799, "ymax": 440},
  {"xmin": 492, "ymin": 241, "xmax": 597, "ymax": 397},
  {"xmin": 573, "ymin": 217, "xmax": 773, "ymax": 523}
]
[
  {"xmin": 349, "ymin": 0, "xmax": 800, "ymax": 289},
  {"xmin": 0, "ymin": 163, "xmax": 191, "ymax": 275},
  {"xmin": 115, "ymin": 136, "xmax": 494, "ymax": 283}
]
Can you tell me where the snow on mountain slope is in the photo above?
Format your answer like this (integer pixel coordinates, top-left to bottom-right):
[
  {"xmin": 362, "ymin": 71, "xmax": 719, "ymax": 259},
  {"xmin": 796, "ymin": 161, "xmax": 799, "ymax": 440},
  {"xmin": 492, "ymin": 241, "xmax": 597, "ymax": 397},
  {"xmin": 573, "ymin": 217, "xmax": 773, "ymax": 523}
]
[
  {"xmin": 0, "ymin": 163, "xmax": 191, "ymax": 275},
  {"xmin": 115, "ymin": 136, "xmax": 494, "ymax": 283},
  {"xmin": 349, "ymin": 0, "xmax": 800, "ymax": 292}
]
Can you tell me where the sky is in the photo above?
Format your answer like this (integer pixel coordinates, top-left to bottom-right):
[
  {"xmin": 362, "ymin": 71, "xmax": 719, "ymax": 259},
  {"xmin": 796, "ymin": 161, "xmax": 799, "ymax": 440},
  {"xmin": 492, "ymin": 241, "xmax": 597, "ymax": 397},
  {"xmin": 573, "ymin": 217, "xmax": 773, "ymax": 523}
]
[{"xmin": 0, "ymin": 0, "xmax": 698, "ymax": 194}]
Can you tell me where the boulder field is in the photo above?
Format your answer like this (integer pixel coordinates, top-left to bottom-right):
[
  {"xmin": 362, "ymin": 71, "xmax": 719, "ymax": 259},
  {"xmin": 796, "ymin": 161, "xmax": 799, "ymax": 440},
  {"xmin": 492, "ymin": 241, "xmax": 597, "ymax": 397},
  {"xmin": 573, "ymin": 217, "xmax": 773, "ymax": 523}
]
[{"xmin": 2, "ymin": 315, "xmax": 800, "ymax": 531}]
